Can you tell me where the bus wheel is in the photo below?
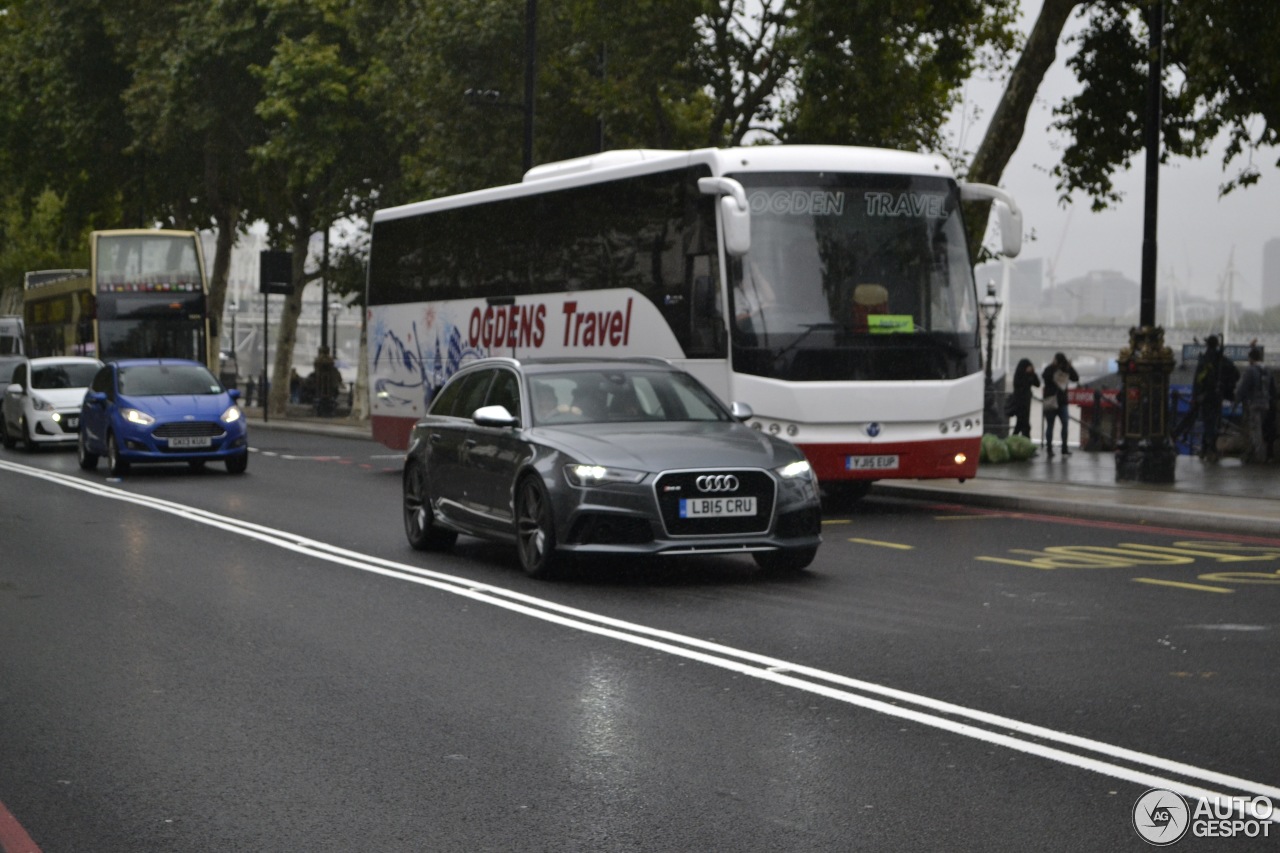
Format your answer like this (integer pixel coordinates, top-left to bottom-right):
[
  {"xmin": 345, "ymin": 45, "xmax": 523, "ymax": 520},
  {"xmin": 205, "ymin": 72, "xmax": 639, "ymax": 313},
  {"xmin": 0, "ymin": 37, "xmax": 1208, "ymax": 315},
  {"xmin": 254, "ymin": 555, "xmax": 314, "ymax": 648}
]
[
  {"xmin": 754, "ymin": 546, "xmax": 818, "ymax": 574},
  {"xmin": 77, "ymin": 432, "xmax": 99, "ymax": 470},
  {"xmin": 106, "ymin": 432, "xmax": 130, "ymax": 476},
  {"xmin": 515, "ymin": 476, "xmax": 558, "ymax": 579},
  {"xmin": 822, "ymin": 480, "xmax": 873, "ymax": 510}
]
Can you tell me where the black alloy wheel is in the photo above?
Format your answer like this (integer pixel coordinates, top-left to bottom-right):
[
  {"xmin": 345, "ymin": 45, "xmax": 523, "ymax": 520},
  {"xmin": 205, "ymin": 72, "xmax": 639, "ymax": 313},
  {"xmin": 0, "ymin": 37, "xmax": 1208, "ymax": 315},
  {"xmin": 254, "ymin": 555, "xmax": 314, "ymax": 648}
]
[
  {"xmin": 515, "ymin": 475, "xmax": 558, "ymax": 579},
  {"xmin": 403, "ymin": 462, "xmax": 457, "ymax": 551}
]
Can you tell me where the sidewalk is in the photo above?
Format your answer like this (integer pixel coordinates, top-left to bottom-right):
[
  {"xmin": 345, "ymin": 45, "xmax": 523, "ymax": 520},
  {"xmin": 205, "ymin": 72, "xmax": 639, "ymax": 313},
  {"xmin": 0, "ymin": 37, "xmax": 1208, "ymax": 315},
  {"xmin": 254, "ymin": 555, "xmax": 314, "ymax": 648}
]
[{"xmin": 244, "ymin": 407, "xmax": 1280, "ymax": 538}]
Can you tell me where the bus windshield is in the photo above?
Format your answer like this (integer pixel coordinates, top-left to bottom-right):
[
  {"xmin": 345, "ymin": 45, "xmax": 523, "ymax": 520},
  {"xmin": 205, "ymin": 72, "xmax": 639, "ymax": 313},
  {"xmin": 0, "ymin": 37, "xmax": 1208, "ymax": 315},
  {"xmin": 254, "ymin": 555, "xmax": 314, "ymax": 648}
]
[
  {"xmin": 94, "ymin": 233, "xmax": 207, "ymax": 362},
  {"xmin": 96, "ymin": 234, "xmax": 203, "ymax": 289},
  {"xmin": 728, "ymin": 172, "xmax": 980, "ymax": 383}
]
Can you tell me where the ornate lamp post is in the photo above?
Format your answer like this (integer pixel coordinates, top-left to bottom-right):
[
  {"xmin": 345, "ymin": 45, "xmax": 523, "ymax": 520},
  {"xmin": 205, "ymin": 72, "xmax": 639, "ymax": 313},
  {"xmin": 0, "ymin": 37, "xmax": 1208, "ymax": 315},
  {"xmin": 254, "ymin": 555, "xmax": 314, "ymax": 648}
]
[
  {"xmin": 979, "ymin": 281, "xmax": 1004, "ymax": 435},
  {"xmin": 1115, "ymin": 0, "xmax": 1176, "ymax": 483}
]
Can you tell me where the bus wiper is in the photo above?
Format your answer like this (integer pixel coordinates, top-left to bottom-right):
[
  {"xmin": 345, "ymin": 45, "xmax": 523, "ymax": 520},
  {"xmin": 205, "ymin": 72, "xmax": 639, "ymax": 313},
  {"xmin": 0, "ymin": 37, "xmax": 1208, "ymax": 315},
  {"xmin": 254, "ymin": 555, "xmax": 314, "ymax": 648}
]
[{"xmin": 772, "ymin": 322, "xmax": 843, "ymax": 365}]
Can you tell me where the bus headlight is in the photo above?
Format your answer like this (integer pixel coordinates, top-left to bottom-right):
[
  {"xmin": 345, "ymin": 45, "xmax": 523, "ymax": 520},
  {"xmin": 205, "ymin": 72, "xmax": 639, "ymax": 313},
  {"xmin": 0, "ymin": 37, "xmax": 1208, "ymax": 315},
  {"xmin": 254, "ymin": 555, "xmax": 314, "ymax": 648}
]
[{"xmin": 123, "ymin": 408, "xmax": 155, "ymax": 426}]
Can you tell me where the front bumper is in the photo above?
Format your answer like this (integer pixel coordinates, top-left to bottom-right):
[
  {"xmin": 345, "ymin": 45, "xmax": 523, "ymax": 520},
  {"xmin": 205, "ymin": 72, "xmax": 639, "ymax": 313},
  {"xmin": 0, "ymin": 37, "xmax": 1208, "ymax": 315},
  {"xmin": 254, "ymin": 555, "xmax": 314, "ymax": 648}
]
[{"xmin": 551, "ymin": 468, "xmax": 822, "ymax": 558}]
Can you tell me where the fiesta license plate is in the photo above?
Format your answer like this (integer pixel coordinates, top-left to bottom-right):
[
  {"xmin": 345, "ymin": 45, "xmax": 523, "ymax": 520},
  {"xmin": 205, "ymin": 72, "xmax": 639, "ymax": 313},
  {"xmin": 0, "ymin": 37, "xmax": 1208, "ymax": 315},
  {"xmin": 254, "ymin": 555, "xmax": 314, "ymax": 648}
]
[
  {"xmin": 167, "ymin": 436, "xmax": 212, "ymax": 449},
  {"xmin": 680, "ymin": 496, "xmax": 757, "ymax": 518},
  {"xmin": 846, "ymin": 454, "xmax": 899, "ymax": 471}
]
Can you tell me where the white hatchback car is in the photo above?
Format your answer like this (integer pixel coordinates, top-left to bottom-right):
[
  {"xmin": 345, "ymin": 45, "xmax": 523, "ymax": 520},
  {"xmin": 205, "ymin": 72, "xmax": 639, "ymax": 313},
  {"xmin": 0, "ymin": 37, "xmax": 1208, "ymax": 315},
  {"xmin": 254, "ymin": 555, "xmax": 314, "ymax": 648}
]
[{"xmin": 2, "ymin": 356, "xmax": 102, "ymax": 450}]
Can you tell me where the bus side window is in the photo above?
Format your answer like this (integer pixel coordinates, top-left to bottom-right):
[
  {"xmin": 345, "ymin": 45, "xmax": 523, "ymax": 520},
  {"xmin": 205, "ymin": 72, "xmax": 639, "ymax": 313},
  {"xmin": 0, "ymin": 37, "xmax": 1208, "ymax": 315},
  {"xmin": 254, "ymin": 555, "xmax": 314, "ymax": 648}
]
[{"xmin": 685, "ymin": 255, "xmax": 725, "ymax": 358}]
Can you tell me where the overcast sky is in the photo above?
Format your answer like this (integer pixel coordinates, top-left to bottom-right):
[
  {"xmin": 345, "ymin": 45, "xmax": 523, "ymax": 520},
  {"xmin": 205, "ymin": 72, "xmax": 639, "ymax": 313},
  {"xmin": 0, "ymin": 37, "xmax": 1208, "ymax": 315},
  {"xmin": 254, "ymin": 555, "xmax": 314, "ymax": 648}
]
[{"xmin": 946, "ymin": 0, "xmax": 1280, "ymax": 311}]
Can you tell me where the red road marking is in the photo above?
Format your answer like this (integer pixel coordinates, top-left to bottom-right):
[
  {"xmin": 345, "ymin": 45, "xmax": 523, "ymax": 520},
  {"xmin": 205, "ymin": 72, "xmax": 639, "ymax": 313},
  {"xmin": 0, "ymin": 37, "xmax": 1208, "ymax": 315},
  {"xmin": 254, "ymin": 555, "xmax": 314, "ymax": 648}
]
[{"xmin": 0, "ymin": 799, "xmax": 40, "ymax": 853}]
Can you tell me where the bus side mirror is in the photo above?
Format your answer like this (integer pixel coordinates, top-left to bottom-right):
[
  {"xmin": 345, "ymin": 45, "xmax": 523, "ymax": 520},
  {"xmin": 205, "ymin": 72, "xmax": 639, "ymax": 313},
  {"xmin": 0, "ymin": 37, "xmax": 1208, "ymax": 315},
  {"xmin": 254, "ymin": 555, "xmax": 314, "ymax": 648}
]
[
  {"xmin": 698, "ymin": 177, "xmax": 751, "ymax": 257},
  {"xmin": 959, "ymin": 182, "xmax": 1023, "ymax": 259}
]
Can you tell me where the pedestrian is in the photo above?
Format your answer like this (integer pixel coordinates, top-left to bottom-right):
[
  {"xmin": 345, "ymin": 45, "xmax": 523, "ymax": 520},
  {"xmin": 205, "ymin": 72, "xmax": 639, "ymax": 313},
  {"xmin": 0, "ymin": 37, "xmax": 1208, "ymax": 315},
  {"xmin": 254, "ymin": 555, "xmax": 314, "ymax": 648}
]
[
  {"xmin": 1234, "ymin": 346, "xmax": 1274, "ymax": 464},
  {"xmin": 1009, "ymin": 358, "xmax": 1040, "ymax": 439},
  {"xmin": 244, "ymin": 375, "xmax": 256, "ymax": 408},
  {"xmin": 313, "ymin": 346, "xmax": 342, "ymax": 417},
  {"xmin": 1190, "ymin": 334, "xmax": 1239, "ymax": 462},
  {"xmin": 1041, "ymin": 352, "xmax": 1079, "ymax": 458},
  {"xmin": 289, "ymin": 367, "xmax": 302, "ymax": 404}
]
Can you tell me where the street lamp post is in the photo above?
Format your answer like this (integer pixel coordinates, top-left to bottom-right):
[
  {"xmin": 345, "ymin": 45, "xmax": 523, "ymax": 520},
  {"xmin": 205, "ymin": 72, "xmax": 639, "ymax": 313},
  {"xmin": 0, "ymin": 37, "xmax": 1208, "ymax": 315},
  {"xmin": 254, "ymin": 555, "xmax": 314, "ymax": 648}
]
[{"xmin": 980, "ymin": 281, "xmax": 1004, "ymax": 436}]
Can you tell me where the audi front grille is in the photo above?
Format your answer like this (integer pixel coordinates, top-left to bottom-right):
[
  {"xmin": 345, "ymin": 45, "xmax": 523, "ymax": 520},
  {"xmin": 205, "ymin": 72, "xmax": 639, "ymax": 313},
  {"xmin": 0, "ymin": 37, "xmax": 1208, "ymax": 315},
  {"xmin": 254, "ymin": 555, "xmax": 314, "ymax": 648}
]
[{"xmin": 653, "ymin": 469, "xmax": 775, "ymax": 537}]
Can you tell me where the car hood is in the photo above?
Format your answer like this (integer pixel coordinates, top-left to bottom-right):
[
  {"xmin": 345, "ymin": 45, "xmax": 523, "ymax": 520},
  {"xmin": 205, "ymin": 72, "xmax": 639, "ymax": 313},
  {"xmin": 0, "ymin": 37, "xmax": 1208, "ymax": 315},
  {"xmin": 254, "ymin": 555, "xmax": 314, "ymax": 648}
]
[
  {"xmin": 35, "ymin": 388, "xmax": 92, "ymax": 409},
  {"xmin": 118, "ymin": 394, "xmax": 234, "ymax": 419},
  {"xmin": 534, "ymin": 422, "xmax": 803, "ymax": 471}
]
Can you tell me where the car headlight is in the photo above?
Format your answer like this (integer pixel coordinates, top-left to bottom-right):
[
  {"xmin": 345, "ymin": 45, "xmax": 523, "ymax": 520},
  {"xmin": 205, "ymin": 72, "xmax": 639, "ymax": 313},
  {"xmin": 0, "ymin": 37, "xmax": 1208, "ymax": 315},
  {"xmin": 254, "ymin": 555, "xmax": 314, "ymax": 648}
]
[
  {"xmin": 123, "ymin": 408, "xmax": 155, "ymax": 426},
  {"xmin": 31, "ymin": 395, "xmax": 54, "ymax": 412},
  {"xmin": 775, "ymin": 458, "xmax": 814, "ymax": 480},
  {"xmin": 564, "ymin": 463, "xmax": 646, "ymax": 487},
  {"xmin": 221, "ymin": 404, "xmax": 242, "ymax": 424}
]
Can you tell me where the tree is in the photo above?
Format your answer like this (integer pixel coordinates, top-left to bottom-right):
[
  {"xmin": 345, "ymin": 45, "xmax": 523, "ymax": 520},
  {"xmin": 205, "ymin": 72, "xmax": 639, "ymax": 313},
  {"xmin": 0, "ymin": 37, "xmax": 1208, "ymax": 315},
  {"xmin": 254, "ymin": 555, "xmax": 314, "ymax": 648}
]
[
  {"xmin": 250, "ymin": 0, "xmax": 390, "ymax": 417},
  {"xmin": 1054, "ymin": 0, "xmax": 1280, "ymax": 205},
  {"xmin": 117, "ymin": 0, "xmax": 280, "ymax": 357},
  {"xmin": 964, "ymin": 0, "xmax": 1280, "ymax": 255},
  {"xmin": 783, "ymin": 0, "xmax": 1018, "ymax": 151}
]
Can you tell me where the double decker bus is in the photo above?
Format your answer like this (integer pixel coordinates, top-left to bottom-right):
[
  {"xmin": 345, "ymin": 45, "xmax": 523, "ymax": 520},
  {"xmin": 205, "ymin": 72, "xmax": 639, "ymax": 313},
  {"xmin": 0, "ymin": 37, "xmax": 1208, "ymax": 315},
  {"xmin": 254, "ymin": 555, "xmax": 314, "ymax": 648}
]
[
  {"xmin": 23, "ymin": 229, "xmax": 214, "ymax": 369},
  {"xmin": 365, "ymin": 146, "xmax": 1021, "ymax": 500}
]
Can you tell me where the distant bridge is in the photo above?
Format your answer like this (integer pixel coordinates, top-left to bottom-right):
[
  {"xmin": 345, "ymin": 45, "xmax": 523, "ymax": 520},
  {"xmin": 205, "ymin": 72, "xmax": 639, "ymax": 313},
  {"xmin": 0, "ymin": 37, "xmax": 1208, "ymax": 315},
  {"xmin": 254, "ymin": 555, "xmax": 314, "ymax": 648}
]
[{"xmin": 1005, "ymin": 324, "xmax": 1279, "ymax": 368}]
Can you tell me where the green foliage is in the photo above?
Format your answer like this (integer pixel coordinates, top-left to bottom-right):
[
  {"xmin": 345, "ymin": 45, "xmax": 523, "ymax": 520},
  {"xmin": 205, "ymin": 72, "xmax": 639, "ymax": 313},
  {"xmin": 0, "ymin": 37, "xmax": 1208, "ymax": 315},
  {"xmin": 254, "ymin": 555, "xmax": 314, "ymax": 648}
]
[
  {"xmin": 1054, "ymin": 0, "xmax": 1280, "ymax": 207},
  {"xmin": 783, "ymin": 0, "xmax": 1018, "ymax": 150},
  {"xmin": 1006, "ymin": 433, "xmax": 1037, "ymax": 460},
  {"xmin": 980, "ymin": 432, "xmax": 1011, "ymax": 463},
  {"xmin": 0, "ymin": 189, "xmax": 90, "ymax": 299}
]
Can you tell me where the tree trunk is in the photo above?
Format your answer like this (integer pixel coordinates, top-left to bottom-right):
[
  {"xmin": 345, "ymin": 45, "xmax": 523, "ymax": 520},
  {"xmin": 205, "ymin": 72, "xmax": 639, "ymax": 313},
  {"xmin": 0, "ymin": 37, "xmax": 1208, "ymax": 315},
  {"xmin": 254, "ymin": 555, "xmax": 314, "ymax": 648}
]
[
  {"xmin": 965, "ymin": 0, "xmax": 1083, "ymax": 259},
  {"xmin": 268, "ymin": 212, "xmax": 312, "ymax": 419},
  {"xmin": 208, "ymin": 205, "xmax": 239, "ymax": 369}
]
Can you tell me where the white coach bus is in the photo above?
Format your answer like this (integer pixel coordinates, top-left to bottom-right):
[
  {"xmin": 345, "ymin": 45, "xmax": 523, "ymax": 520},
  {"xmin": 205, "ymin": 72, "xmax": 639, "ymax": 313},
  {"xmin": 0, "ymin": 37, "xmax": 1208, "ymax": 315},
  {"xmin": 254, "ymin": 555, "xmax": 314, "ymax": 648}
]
[{"xmin": 365, "ymin": 145, "xmax": 1021, "ymax": 502}]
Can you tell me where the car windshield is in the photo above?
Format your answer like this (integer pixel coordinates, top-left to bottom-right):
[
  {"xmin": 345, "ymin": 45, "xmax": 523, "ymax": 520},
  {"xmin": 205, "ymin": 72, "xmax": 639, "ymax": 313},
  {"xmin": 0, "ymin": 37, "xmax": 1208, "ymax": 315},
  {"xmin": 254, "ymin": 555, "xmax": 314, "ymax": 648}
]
[
  {"xmin": 32, "ymin": 363, "xmax": 99, "ymax": 389},
  {"xmin": 118, "ymin": 364, "xmax": 223, "ymax": 396},
  {"xmin": 529, "ymin": 369, "xmax": 730, "ymax": 426}
]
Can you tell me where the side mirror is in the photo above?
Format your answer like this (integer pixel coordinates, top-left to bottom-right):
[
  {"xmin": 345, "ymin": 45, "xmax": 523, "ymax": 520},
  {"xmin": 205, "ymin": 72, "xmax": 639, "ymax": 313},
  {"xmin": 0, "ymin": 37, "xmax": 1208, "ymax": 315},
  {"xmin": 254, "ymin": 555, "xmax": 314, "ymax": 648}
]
[
  {"xmin": 729, "ymin": 401, "xmax": 754, "ymax": 422},
  {"xmin": 959, "ymin": 182, "xmax": 1023, "ymax": 259},
  {"xmin": 473, "ymin": 404, "xmax": 519, "ymax": 428},
  {"xmin": 228, "ymin": 388, "xmax": 242, "ymax": 401},
  {"xmin": 699, "ymin": 177, "xmax": 751, "ymax": 256},
  {"xmin": 5, "ymin": 383, "xmax": 21, "ymax": 395},
  {"xmin": 84, "ymin": 391, "xmax": 107, "ymax": 405}
]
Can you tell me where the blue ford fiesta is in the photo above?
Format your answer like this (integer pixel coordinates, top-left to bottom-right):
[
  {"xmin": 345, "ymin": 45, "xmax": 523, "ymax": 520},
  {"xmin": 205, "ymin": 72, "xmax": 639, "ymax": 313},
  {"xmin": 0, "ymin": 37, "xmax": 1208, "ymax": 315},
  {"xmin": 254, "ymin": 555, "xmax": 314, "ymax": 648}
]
[{"xmin": 78, "ymin": 358, "xmax": 249, "ymax": 476}]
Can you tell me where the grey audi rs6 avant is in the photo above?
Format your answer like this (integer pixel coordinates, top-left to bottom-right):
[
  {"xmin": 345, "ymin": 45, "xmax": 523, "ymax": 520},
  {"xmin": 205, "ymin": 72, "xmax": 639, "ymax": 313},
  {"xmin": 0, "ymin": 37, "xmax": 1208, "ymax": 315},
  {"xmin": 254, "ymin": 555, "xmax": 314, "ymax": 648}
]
[{"xmin": 402, "ymin": 357, "xmax": 823, "ymax": 578}]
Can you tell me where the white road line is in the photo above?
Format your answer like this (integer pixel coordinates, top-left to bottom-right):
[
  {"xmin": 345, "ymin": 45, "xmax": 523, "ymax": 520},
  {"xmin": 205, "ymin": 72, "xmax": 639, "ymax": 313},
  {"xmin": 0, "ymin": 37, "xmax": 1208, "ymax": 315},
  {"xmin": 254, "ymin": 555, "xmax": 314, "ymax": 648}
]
[{"xmin": 4, "ymin": 458, "xmax": 1276, "ymax": 817}]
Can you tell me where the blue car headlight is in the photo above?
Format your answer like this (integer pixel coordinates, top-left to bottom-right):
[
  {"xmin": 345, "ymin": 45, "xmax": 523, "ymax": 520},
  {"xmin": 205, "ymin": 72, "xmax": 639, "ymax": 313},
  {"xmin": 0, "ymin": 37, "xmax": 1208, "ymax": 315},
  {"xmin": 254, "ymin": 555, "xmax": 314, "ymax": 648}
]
[
  {"xmin": 775, "ymin": 458, "xmax": 814, "ymax": 481},
  {"xmin": 221, "ymin": 404, "xmax": 242, "ymax": 424},
  {"xmin": 123, "ymin": 408, "xmax": 155, "ymax": 426},
  {"xmin": 564, "ymin": 464, "xmax": 646, "ymax": 487}
]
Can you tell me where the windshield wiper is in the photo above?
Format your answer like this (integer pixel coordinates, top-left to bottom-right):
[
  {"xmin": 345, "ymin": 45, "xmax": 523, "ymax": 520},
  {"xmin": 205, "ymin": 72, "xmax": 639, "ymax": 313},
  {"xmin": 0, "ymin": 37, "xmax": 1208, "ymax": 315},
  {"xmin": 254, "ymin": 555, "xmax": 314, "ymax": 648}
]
[{"xmin": 771, "ymin": 322, "xmax": 843, "ymax": 365}]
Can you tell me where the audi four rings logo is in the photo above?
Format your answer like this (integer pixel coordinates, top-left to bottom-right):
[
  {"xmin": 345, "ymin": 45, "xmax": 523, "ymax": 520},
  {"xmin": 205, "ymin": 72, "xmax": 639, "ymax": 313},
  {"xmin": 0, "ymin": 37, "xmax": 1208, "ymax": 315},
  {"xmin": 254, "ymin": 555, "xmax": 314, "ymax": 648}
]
[{"xmin": 696, "ymin": 474, "xmax": 740, "ymax": 493}]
